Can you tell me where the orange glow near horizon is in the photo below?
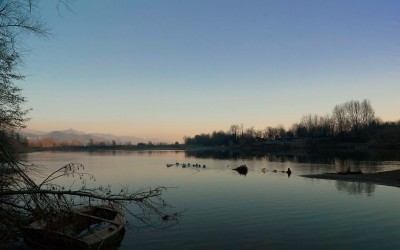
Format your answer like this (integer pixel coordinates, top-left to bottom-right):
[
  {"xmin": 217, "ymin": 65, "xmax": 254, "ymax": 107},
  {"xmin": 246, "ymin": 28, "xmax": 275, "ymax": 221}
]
[{"xmin": 25, "ymin": 107, "xmax": 400, "ymax": 144}]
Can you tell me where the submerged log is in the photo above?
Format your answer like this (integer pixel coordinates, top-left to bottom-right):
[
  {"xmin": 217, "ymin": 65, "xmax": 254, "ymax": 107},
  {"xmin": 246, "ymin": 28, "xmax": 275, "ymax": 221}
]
[{"xmin": 232, "ymin": 165, "xmax": 248, "ymax": 176}]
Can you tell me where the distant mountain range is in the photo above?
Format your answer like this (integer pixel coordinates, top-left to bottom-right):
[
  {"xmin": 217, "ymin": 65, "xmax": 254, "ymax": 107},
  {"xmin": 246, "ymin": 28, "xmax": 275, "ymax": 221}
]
[{"xmin": 20, "ymin": 129, "xmax": 144, "ymax": 145}]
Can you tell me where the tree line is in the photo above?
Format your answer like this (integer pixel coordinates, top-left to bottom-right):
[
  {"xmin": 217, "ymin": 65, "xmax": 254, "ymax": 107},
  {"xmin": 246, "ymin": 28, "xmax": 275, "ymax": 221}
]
[
  {"xmin": 0, "ymin": 1, "xmax": 398, "ymax": 152},
  {"xmin": 28, "ymin": 138, "xmax": 181, "ymax": 149},
  {"xmin": 184, "ymin": 99, "xmax": 400, "ymax": 148}
]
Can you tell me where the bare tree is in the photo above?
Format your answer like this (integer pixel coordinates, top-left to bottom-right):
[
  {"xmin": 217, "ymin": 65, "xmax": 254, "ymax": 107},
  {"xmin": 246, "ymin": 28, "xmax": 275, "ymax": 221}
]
[
  {"xmin": 299, "ymin": 114, "xmax": 319, "ymax": 137},
  {"xmin": 318, "ymin": 115, "xmax": 334, "ymax": 138},
  {"xmin": 344, "ymin": 100, "xmax": 362, "ymax": 132},
  {"xmin": 276, "ymin": 124, "xmax": 286, "ymax": 139},
  {"xmin": 332, "ymin": 104, "xmax": 348, "ymax": 135},
  {"xmin": 332, "ymin": 99, "xmax": 376, "ymax": 136},
  {"xmin": 264, "ymin": 126, "xmax": 277, "ymax": 139},
  {"xmin": 228, "ymin": 124, "xmax": 240, "ymax": 139},
  {"xmin": 1, "ymin": 3, "xmax": 178, "ymax": 246},
  {"xmin": 0, "ymin": 145, "xmax": 177, "ymax": 243},
  {"xmin": 244, "ymin": 126, "xmax": 256, "ymax": 139},
  {"xmin": 254, "ymin": 129, "xmax": 263, "ymax": 139},
  {"xmin": 360, "ymin": 99, "xmax": 375, "ymax": 128},
  {"xmin": 0, "ymin": 0, "xmax": 50, "ymax": 132}
]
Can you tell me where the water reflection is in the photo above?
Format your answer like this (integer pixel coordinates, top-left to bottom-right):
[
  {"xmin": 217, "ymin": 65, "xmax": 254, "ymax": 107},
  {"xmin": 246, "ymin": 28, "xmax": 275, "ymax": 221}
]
[
  {"xmin": 186, "ymin": 149, "xmax": 400, "ymax": 162},
  {"xmin": 85, "ymin": 150, "xmax": 184, "ymax": 157},
  {"xmin": 334, "ymin": 158, "xmax": 363, "ymax": 173},
  {"xmin": 186, "ymin": 150, "xmax": 400, "ymax": 174},
  {"xmin": 22, "ymin": 150, "xmax": 400, "ymax": 249},
  {"xmin": 335, "ymin": 180, "xmax": 376, "ymax": 196}
]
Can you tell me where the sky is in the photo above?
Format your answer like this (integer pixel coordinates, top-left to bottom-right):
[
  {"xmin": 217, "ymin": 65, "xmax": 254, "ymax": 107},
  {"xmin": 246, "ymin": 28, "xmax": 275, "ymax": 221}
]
[{"xmin": 21, "ymin": 0, "xmax": 400, "ymax": 142}]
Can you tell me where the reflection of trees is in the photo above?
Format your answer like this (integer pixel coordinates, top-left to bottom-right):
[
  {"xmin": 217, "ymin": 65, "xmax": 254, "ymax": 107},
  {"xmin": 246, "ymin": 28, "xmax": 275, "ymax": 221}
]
[
  {"xmin": 332, "ymin": 158, "xmax": 383, "ymax": 173},
  {"xmin": 335, "ymin": 180, "xmax": 376, "ymax": 196},
  {"xmin": 185, "ymin": 150, "xmax": 400, "ymax": 175},
  {"xmin": 185, "ymin": 150, "xmax": 248, "ymax": 159},
  {"xmin": 334, "ymin": 159, "xmax": 361, "ymax": 173},
  {"xmin": 185, "ymin": 150, "xmax": 399, "ymax": 167}
]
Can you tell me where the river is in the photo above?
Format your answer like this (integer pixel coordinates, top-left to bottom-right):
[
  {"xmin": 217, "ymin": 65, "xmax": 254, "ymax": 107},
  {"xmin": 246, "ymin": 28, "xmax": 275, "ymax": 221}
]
[{"xmin": 22, "ymin": 150, "xmax": 400, "ymax": 249}]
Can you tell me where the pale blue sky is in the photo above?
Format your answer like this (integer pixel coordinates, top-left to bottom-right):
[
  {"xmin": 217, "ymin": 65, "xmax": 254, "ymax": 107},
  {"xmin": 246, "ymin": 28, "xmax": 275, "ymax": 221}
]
[{"xmin": 22, "ymin": 0, "xmax": 400, "ymax": 142}]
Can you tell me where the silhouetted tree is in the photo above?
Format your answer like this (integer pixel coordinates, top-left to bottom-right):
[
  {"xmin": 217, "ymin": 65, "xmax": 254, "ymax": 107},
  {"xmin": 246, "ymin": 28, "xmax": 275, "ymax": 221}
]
[
  {"xmin": 360, "ymin": 99, "xmax": 376, "ymax": 128},
  {"xmin": 291, "ymin": 123, "xmax": 308, "ymax": 138},
  {"xmin": 211, "ymin": 130, "xmax": 229, "ymax": 146},
  {"xmin": 0, "ymin": 2, "xmax": 180, "ymax": 246},
  {"xmin": 0, "ymin": 1, "xmax": 50, "ymax": 133},
  {"xmin": 332, "ymin": 99, "xmax": 376, "ymax": 139},
  {"xmin": 0, "ymin": 145, "xmax": 177, "ymax": 242},
  {"xmin": 369, "ymin": 120, "xmax": 400, "ymax": 147},
  {"xmin": 276, "ymin": 124, "xmax": 286, "ymax": 139},
  {"xmin": 228, "ymin": 124, "xmax": 240, "ymax": 140},
  {"xmin": 332, "ymin": 104, "xmax": 349, "ymax": 136},
  {"xmin": 264, "ymin": 126, "xmax": 277, "ymax": 139},
  {"xmin": 263, "ymin": 125, "xmax": 287, "ymax": 140},
  {"xmin": 184, "ymin": 99, "xmax": 389, "ymax": 147}
]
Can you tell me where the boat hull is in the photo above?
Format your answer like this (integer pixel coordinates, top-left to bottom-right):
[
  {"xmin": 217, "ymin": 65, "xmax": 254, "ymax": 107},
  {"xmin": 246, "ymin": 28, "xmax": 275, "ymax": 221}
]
[{"xmin": 22, "ymin": 205, "xmax": 126, "ymax": 250}]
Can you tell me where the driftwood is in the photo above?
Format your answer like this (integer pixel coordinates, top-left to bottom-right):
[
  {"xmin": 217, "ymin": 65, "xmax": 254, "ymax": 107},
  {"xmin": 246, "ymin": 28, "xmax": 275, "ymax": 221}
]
[
  {"xmin": 0, "ymin": 144, "xmax": 179, "ymax": 245},
  {"xmin": 232, "ymin": 165, "xmax": 248, "ymax": 176}
]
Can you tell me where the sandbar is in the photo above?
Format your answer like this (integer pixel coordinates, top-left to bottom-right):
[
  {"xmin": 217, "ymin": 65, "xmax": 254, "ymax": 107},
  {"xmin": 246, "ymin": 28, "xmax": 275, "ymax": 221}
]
[{"xmin": 302, "ymin": 169, "xmax": 400, "ymax": 188}]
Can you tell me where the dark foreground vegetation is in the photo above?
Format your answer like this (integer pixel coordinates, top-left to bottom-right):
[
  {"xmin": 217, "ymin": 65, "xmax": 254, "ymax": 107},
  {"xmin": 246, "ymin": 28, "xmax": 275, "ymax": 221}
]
[
  {"xmin": 0, "ymin": 144, "xmax": 177, "ymax": 248},
  {"xmin": 0, "ymin": 2, "xmax": 177, "ymax": 248}
]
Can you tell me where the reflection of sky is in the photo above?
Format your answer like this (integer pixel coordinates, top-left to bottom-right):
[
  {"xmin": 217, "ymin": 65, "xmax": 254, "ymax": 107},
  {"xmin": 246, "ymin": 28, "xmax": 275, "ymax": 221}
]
[
  {"xmin": 24, "ymin": 150, "xmax": 400, "ymax": 188},
  {"xmin": 24, "ymin": 151, "xmax": 400, "ymax": 249},
  {"xmin": 22, "ymin": 0, "xmax": 400, "ymax": 142}
]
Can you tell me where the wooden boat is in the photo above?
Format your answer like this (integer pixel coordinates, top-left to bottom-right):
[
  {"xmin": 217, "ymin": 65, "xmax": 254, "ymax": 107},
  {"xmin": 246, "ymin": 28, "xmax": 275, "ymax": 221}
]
[{"xmin": 21, "ymin": 205, "xmax": 126, "ymax": 250}]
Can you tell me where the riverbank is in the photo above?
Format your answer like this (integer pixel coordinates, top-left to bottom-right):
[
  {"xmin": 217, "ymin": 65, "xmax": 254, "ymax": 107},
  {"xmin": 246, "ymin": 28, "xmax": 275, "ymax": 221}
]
[{"xmin": 302, "ymin": 170, "xmax": 400, "ymax": 188}]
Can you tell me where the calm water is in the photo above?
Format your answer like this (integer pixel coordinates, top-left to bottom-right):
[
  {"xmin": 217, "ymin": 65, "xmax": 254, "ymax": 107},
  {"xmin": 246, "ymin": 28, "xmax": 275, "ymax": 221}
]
[{"xmin": 23, "ymin": 150, "xmax": 400, "ymax": 250}]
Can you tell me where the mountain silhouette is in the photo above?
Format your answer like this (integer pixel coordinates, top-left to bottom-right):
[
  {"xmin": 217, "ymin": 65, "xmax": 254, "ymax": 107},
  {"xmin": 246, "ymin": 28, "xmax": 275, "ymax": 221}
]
[{"xmin": 21, "ymin": 129, "xmax": 143, "ymax": 145}]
